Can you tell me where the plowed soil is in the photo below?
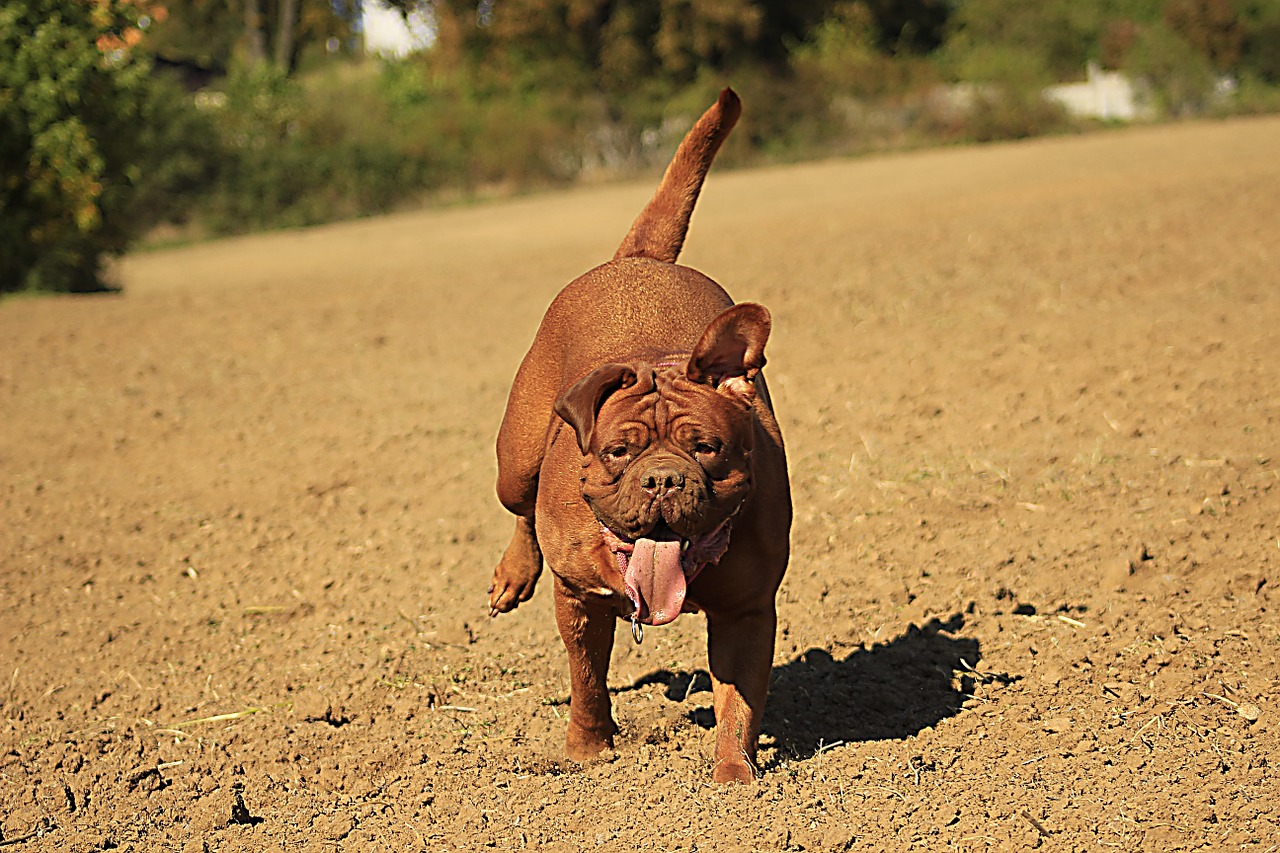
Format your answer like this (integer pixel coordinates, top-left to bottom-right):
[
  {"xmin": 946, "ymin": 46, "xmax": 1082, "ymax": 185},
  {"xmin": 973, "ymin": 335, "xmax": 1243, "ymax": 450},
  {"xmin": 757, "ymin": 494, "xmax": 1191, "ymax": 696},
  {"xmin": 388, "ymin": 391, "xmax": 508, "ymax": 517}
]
[{"xmin": 3, "ymin": 115, "xmax": 1279, "ymax": 852}]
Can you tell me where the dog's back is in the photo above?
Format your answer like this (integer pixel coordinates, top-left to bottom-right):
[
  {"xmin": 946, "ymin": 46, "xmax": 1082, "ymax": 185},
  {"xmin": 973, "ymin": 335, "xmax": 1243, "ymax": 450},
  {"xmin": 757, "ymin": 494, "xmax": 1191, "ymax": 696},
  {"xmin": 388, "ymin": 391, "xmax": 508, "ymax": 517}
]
[
  {"xmin": 529, "ymin": 89, "xmax": 742, "ymax": 379},
  {"xmin": 495, "ymin": 90, "xmax": 744, "ymax": 516}
]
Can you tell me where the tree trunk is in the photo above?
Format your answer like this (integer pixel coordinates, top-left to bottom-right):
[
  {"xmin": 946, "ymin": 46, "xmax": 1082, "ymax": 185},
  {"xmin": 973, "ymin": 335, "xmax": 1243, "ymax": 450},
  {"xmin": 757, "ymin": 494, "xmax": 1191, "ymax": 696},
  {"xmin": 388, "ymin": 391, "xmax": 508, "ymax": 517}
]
[
  {"xmin": 243, "ymin": 0, "xmax": 267, "ymax": 65},
  {"xmin": 274, "ymin": 0, "xmax": 300, "ymax": 72}
]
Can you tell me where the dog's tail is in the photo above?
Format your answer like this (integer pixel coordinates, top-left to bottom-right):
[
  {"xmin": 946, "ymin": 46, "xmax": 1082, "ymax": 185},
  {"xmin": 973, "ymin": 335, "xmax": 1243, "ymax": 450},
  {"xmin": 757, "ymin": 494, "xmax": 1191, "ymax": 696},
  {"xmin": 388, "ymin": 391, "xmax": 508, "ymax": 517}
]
[{"xmin": 614, "ymin": 88, "xmax": 741, "ymax": 265}]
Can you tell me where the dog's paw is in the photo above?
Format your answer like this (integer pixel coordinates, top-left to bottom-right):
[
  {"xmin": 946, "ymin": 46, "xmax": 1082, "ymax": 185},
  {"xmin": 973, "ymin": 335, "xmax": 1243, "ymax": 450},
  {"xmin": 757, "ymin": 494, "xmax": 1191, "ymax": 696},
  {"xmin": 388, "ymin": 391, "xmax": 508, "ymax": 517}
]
[
  {"xmin": 488, "ymin": 573, "xmax": 537, "ymax": 615},
  {"xmin": 490, "ymin": 517, "xmax": 543, "ymax": 615},
  {"xmin": 488, "ymin": 559, "xmax": 541, "ymax": 616},
  {"xmin": 565, "ymin": 721, "xmax": 618, "ymax": 762},
  {"xmin": 712, "ymin": 754, "xmax": 759, "ymax": 784}
]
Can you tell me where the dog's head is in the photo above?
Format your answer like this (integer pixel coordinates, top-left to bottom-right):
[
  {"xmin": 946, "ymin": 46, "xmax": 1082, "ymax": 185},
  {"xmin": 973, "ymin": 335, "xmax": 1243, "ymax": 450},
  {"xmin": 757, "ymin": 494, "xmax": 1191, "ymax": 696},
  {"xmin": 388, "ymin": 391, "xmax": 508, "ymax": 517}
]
[{"xmin": 553, "ymin": 303, "xmax": 770, "ymax": 623}]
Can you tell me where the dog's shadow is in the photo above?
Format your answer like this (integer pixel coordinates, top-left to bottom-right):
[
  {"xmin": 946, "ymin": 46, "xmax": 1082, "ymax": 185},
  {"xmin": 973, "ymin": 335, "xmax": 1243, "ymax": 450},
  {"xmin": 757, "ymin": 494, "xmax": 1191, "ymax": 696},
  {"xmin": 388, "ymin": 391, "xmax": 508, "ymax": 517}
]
[{"xmin": 623, "ymin": 613, "xmax": 1001, "ymax": 762}]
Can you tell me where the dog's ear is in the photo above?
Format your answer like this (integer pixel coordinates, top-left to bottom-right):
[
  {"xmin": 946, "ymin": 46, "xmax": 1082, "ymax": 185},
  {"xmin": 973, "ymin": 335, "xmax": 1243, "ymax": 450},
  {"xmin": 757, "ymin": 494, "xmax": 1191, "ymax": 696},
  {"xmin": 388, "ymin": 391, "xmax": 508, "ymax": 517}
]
[
  {"xmin": 555, "ymin": 363, "xmax": 644, "ymax": 455},
  {"xmin": 687, "ymin": 303, "xmax": 770, "ymax": 400}
]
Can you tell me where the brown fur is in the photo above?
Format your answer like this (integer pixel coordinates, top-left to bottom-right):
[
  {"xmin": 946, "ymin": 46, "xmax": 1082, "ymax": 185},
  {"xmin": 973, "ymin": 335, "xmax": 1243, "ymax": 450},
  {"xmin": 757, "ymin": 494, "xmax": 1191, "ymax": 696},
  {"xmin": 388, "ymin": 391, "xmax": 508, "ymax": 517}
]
[{"xmin": 490, "ymin": 89, "xmax": 791, "ymax": 783}]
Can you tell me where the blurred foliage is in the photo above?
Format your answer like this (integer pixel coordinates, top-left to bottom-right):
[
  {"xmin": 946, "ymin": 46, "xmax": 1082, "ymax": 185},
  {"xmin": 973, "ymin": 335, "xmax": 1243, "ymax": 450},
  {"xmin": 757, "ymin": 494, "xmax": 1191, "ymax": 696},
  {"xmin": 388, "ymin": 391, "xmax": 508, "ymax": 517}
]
[
  {"xmin": 1, "ymin": 0, "xmax": 156, "ymax": 292},
  {"xmin": 143, "ymin": 0, "xmax": 357, "ymax": 73},
  {"xmin": 1164, "ymin": 0, "xmax": 1246, "ymax": 71},
  {"xmin": 7, "ymin": 0, "xmax": 1280, "ymax": 289},
  {"xmin": 1128, "ymin": 20, "xmax": 1222, "ymax": 115},
  {"xmin": 1238, "ymin": 0, "xmax": 1280, "ymax": 81}
]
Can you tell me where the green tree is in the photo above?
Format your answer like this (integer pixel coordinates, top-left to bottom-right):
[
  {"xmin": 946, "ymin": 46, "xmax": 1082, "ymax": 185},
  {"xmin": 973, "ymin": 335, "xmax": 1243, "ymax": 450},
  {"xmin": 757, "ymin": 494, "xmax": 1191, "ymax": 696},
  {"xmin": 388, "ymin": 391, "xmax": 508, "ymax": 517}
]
[
  {"xmin": 791, "ymin": 2, "xmax": 915, "ymax": 97},
  {"xmin": 940, "ymin": 0, "xmax": 1105, "ymax": 81},
  {"xmin": 1, "ymin": 0, "xmax": 154, "ymax": 292},
  {"xmin": 1127, "ymin": 20, "xmax": 1219, "ymax": 114},
  {"xmin": 415, "ymin": 0, "xmax": 768, "ymax": 87},
  {"xmin": 862, "ymin": 0, "xmax": 950, "ymax": 54},
  {"xmin": 1239, "ymin": 0, "xmax": 1280, "ymax": 81},
  {"xmin": 143, "ymin": 0, "xmax": 355, "ymax": 76},
  {"xmin": 398, "ymin": 1, "xmax": 869, "ymax": 95},
  {"xmin": 1164, "ymin": 0, "xmax": 1245, "ymax": 71}
]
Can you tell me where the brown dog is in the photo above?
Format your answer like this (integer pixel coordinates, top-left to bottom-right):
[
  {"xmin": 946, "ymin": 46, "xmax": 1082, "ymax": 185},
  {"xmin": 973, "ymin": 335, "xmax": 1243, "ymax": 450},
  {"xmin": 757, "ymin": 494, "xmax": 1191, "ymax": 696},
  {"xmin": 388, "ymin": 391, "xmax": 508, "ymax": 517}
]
[{"xmin": 489, "ymin": 89, "xmax": 791, "ymax": 783}]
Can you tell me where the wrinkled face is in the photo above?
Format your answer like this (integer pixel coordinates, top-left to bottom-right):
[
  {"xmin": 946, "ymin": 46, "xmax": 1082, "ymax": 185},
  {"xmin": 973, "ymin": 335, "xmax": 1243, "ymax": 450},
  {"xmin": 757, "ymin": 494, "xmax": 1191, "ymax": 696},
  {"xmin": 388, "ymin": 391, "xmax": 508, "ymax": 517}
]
[
  {"xmin": 578, "ymin": 368, "xmax": 755, "ymax": 541},
  {"xmin": 553, "ymin": 301, "xmax": 772, "ymax": 546}
]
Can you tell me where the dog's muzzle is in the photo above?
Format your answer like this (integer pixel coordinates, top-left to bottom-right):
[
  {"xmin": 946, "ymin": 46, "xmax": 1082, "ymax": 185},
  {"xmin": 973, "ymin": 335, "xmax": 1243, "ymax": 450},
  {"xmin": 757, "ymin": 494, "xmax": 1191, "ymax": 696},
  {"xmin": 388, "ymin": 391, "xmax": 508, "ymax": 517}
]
[{"xmin": 600, "ymin": 519, "xmax": 732, "ymax": 629}]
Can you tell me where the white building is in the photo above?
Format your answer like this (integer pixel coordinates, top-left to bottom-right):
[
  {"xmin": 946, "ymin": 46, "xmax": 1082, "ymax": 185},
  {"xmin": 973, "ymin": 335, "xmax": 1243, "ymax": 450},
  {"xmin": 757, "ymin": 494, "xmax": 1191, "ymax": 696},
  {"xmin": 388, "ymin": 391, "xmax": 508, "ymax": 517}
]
[
  {"xmin": 1043, "ymin": 62, "xmax": 1153, "ymax": 121},
  {"xmin": 361, "ymin": 0, "xmax": 434, "ymax": 58}
]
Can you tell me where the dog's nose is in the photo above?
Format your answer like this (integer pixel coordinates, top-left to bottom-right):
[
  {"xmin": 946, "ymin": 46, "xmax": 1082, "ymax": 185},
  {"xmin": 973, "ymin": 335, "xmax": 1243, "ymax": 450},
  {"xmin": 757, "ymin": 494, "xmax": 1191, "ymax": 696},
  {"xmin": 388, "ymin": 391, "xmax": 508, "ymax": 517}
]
[{"xmin": 641, "ymin": 466, "xmax": 685, "ymax": 496}]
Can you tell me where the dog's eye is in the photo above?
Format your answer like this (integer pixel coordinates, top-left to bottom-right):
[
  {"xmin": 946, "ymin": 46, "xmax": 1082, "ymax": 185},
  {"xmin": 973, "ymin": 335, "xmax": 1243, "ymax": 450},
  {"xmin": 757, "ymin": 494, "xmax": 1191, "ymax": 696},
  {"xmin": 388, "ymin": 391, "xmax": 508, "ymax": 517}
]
[
  {"xmin": 693, "ymin": 441, "xmax": 722, "ymax": 457},
  {"xmin": 601, "ymin": 446, "xmax": 630, "ymax": 462}
]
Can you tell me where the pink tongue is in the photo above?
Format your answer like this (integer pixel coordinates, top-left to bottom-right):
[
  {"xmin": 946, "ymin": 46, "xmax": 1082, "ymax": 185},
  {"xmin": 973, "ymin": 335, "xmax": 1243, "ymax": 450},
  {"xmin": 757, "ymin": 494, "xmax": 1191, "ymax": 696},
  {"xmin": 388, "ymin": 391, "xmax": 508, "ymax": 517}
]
[{"xmin": 625, "ymin": 537, "xmax": 685, "ymax": 626}]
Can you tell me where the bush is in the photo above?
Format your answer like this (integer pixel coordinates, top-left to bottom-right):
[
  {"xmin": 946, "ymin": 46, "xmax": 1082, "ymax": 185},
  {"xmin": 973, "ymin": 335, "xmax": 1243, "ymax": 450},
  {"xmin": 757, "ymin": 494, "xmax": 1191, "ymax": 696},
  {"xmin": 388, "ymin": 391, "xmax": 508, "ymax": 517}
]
[
  {"xmin": 890, "ymin": 32, "xmax": 1073, "ymax": 146},
  {"xmin": 159, "ymin": 57, "xmax": 591, "ymax": 237},
  {"xmin": 105, "ymin": 4, "xmax": 1280, "ymax": 249},
  {"xmin": 179, "ymin": 62, "xmax": 421, "ymax": 234},
  {"xmin": 791, "ymin": 5, "xmax": 906, "ymax": 100},
  {"xmin": 1227, "ymin": 71, "xmax": 1280, "ymax": 113},
  {"xmin": 963, "ymin": 87, "xmax": 1073, "ymax": 142},
  {"xmin": 406, "ymin": 59, "xmax": 587, "ymax": 188},
  {"xmin": 1127, "ymin": 22, "xmax": 1219, "ymax": 117},
  {"xmin": 1240, "ymin": 13, "xmax": 1280, "ymax": 83},
  {"xmin": 1, "ymin": 0, "xmax": 154, "ymax": 292},
  {"xmin": 130, "ymin": 74, "xmax": 222, "ymax": 230}
]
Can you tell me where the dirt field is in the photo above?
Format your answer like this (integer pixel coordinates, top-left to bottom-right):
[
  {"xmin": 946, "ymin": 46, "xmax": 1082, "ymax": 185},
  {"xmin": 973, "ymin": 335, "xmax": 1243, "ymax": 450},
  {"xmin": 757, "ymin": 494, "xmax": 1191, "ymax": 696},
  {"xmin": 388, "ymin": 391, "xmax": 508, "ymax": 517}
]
[{"xmin": 3, "ymin": 115, "xmax": 1279, "ymax": 851}]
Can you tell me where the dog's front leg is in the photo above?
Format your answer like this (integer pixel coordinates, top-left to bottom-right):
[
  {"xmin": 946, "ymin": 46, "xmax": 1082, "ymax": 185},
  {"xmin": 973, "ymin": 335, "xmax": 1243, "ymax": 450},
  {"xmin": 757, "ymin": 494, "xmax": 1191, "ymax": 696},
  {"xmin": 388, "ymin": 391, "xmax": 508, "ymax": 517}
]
[
  {"xmin": 490, "ymin": 515, "xmax": 542, "ymax": 614},
  {"xmin": 553, "ymin": 579, "xmax": 618, "ymax": 760},
  {"xmin": 705, "ymin": 606, "xmax": 777, "ymax": 783}
]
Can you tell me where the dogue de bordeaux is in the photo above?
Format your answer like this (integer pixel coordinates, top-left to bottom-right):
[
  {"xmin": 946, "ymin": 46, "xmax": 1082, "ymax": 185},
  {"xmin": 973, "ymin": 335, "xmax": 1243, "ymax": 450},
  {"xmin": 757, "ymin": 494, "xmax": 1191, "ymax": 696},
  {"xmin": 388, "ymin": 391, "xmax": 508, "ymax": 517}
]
[{"xmin": 488, "ymin": 88, "xmax": 791, "ymax": 783}]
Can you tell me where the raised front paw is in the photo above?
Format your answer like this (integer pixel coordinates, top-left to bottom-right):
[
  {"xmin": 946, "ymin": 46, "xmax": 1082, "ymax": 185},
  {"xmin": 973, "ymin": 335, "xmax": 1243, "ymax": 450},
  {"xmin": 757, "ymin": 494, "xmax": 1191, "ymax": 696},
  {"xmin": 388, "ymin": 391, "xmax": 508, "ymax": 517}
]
[
  {"xmin": 489, "ymin": 519, "xmax": 543, "ymax": 615},
  {"xmin": 489, "ymin": 560, "xmax": 540, "ymax": 614}
]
